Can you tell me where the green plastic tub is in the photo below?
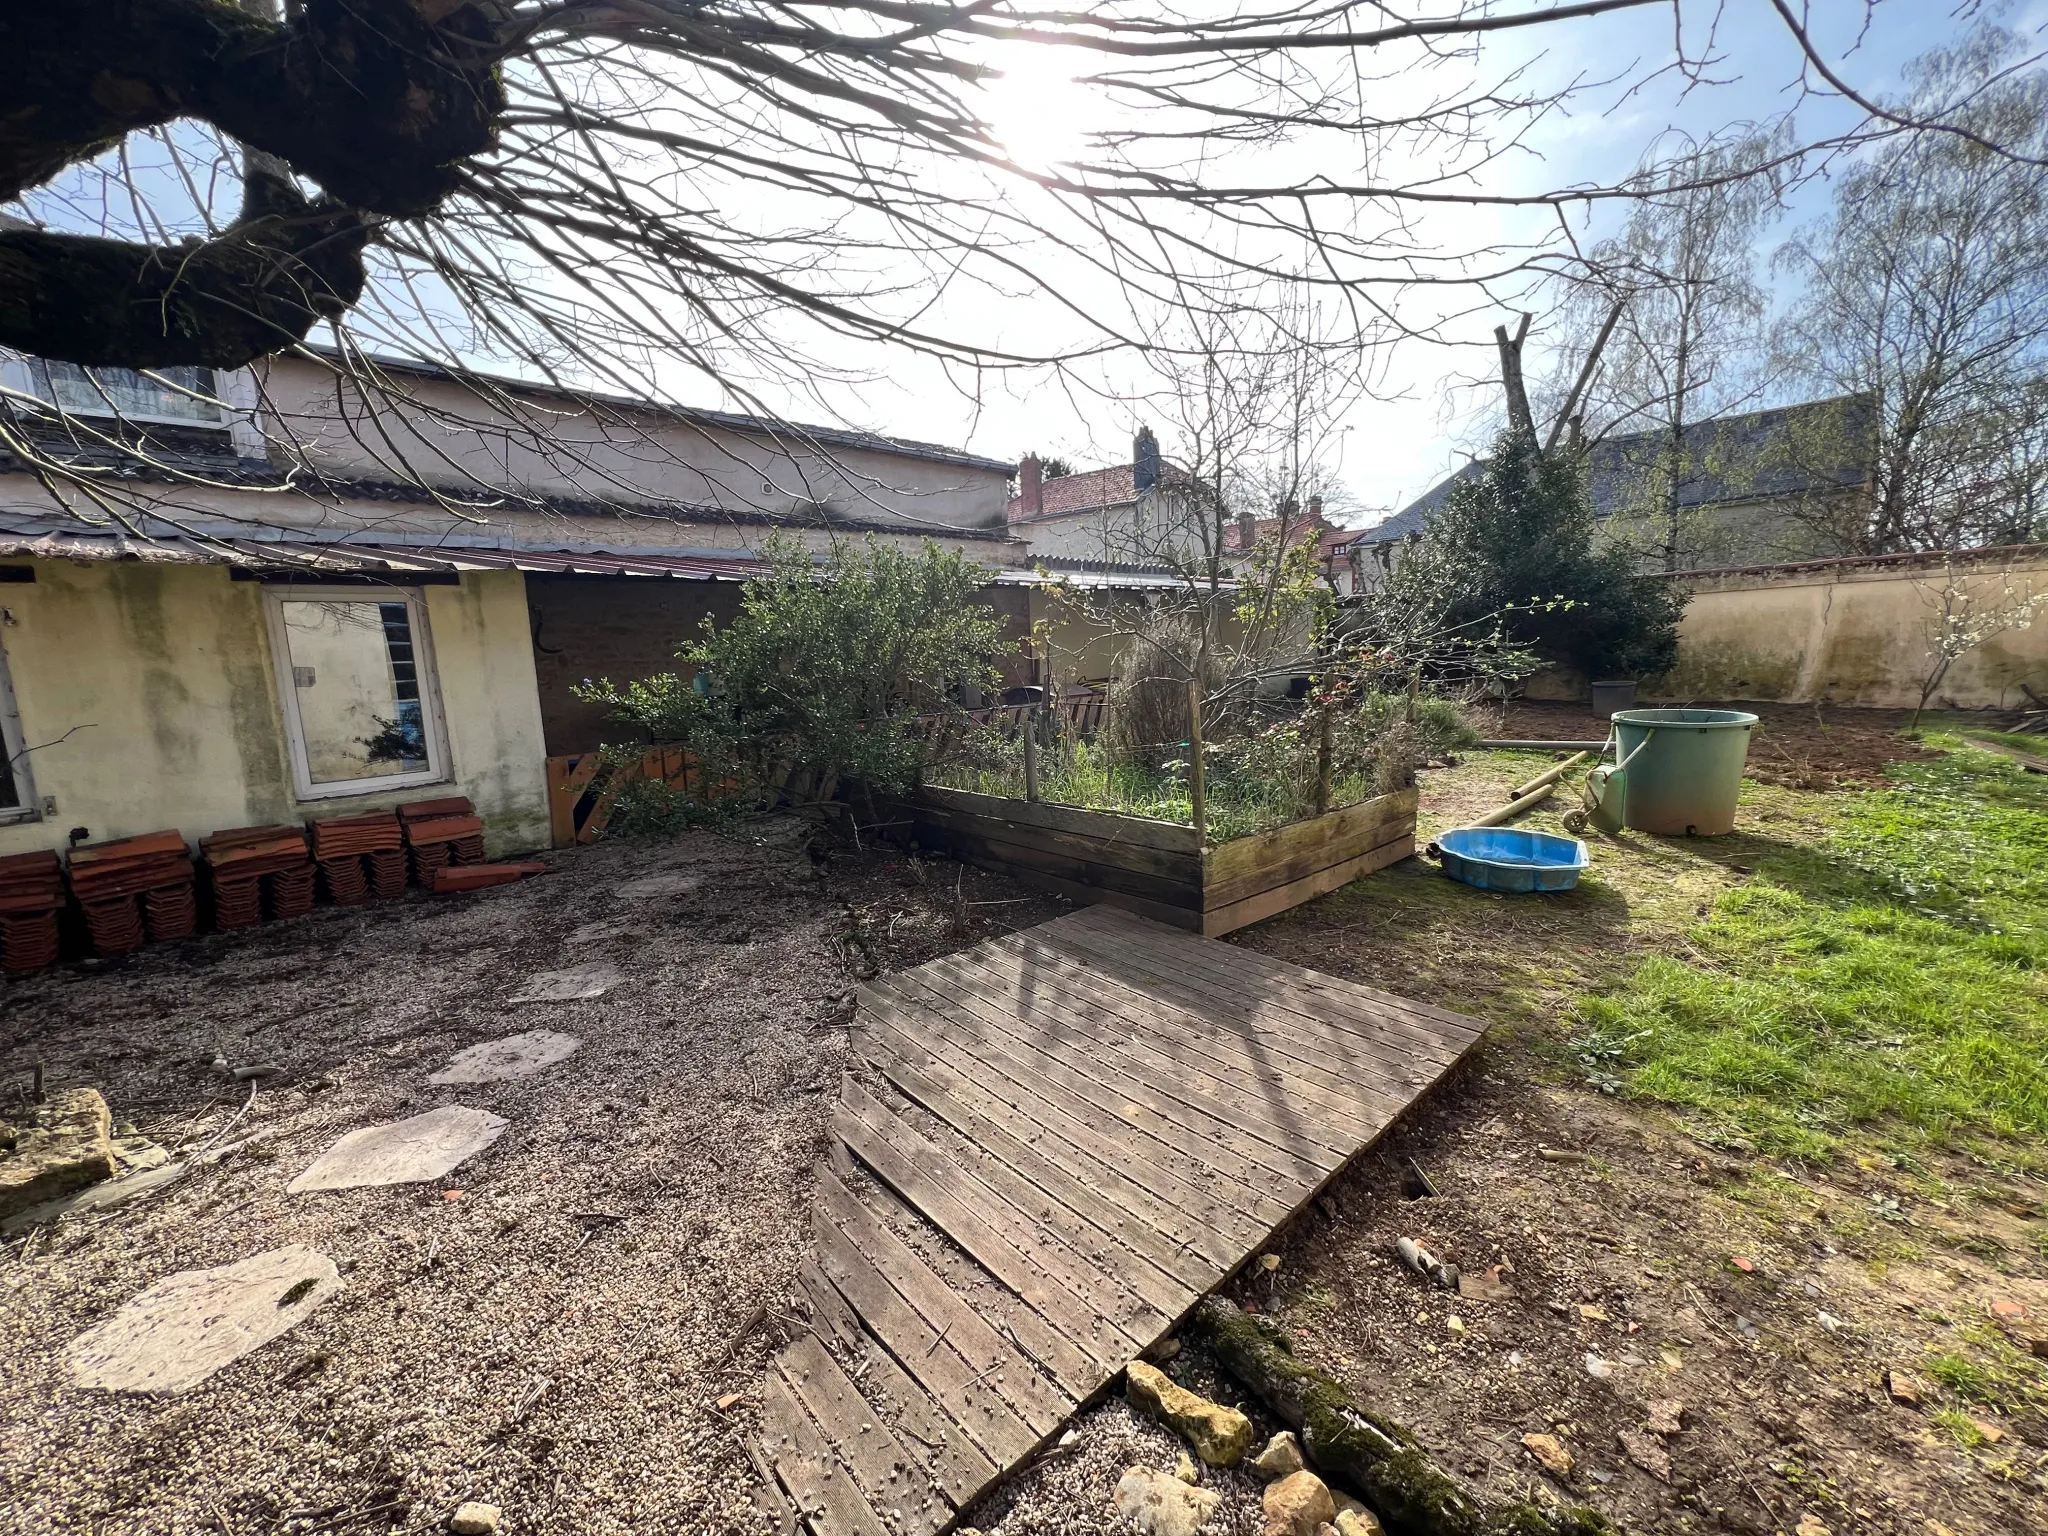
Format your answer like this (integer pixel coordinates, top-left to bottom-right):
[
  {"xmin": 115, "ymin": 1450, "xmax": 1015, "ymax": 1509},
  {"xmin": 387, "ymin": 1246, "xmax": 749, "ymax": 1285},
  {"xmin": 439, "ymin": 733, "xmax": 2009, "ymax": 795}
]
[{"xmin": 1607, "ymin": 708, "xmax": 1758, "ymax": 836}]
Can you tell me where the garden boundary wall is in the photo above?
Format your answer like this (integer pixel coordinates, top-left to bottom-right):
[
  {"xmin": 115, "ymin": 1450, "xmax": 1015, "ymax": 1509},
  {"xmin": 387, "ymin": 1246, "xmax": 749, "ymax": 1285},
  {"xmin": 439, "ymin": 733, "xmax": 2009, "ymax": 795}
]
[{"xmin": 1649, "ymin": 545, "xmax": 2048, "ymax": 710}]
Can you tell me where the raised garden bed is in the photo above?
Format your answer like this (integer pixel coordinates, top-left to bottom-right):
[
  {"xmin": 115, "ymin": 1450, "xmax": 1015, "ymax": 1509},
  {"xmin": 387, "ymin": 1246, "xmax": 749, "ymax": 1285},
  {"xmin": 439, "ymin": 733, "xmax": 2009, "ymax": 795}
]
[{"xmin": 883, "ymin": 782, "xmax": 1418, "ymax": 936}]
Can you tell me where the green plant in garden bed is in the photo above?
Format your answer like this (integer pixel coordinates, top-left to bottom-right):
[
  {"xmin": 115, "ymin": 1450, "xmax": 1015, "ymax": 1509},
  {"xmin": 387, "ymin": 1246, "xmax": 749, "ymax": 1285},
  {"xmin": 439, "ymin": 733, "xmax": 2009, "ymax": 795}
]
[
  {"xmin": 932, "ymin": 691, "xmax": 1474, "ymax": 842},
  {"xmin": 1571, "ymin": 747, "xmax": 2048, "ymax": 1161}
]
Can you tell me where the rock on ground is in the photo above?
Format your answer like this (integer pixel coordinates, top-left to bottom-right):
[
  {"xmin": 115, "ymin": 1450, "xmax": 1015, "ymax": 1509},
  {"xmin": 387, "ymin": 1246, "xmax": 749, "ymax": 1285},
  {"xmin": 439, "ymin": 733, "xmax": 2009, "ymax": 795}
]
[
  {"xmin": 1116, "ymin": 1465, "xmax": 1224, "ymax": 1536},
  {"xmin": 448, "ymin": 1501, "xmax": 502, "ymax": 1534},
  {"xmin": 1250, "ymin": 1430, "xmax": 1304, "ymax": 1482},
  {"xmin": 65, "ymin": 1244, "xmax": 343, "ymax": 1393},
  {"xmin": 1262, "ymin": 1469, "xmax": 1336, "ymax": 1536},
  {"xmin": 0, "ymin": 1088, "xmax": 115, "ymax": 1220},
  {"xmin": 428, "ymin": 1031, "xmax": 581, "ymax": 1085},
  {"xmin": 1127, "ymin": 1359, "xmax": 1256, "ymax": 1467}
]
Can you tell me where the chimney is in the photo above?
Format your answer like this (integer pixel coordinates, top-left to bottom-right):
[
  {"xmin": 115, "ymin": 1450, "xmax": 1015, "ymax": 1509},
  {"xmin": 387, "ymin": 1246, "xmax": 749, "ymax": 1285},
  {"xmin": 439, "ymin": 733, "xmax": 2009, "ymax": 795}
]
[
  {"xmin": 1308, "ymin": 495, "xmax": 1323, "ymax": 524},
  {"xmin": 1017, "ymin": 454, "xmax": 1043, "ymax": 518},
  {"xmin": 1237, "ymin": 509, "xmax": 1257, "ymax": 550},
  {"xmin": 1132, "ymin": 426, "xmax": 1160, "ymax": 495}
]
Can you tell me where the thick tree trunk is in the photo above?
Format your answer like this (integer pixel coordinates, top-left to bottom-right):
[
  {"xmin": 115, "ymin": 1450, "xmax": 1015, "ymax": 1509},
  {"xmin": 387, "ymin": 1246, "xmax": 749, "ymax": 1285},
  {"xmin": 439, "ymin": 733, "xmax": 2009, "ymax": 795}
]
[
  {"xmin": 0, "ymin": 0, "xmax": 504, "ymax": 368},
  {"xmin": 1190, "ymin": 1296, "xmax": 1619, "ymax": 1536}
]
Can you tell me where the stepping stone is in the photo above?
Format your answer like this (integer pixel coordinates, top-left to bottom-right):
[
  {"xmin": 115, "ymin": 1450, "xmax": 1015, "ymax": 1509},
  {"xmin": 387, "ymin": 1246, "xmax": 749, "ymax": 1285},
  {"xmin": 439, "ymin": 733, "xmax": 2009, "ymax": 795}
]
[
  {"xmin": 507, "ymin": 962, "xmax": 620, "ymax": 1004},
  {"xmin": 287, "ymin": 1105, "xmax": 508, "ymax": 1194},
  {"xmin": 429, "ymin": 1030, "xmax": 581, "ymax": 1085},
  {"xmin": 66, "ymin": 1244, "xmax": 342, "ymax": 1393}
]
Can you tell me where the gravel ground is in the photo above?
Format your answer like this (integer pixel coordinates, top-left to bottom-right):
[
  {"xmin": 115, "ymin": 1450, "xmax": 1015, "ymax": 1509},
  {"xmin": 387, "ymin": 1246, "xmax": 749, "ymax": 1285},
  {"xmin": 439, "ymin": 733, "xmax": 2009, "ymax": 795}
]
[{"xmin": 0, "ymin": 824, "xmax": 1059, "ymax": 1536}]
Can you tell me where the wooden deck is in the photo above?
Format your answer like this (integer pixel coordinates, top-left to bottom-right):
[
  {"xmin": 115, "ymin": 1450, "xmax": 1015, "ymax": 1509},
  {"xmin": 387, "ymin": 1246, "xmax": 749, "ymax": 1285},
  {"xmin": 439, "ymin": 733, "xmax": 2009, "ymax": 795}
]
[{"xmin": 752, "ymin": 905, "xmax": 1488, "ymax": 1534}]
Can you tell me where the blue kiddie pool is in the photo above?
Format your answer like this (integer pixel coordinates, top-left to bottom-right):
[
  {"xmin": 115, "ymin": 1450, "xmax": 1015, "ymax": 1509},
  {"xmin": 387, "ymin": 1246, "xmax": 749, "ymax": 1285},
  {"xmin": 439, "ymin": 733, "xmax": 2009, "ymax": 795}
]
[{"xmin": 1436, "ymin": 826, "xmax": 1591, "ymax": 892}]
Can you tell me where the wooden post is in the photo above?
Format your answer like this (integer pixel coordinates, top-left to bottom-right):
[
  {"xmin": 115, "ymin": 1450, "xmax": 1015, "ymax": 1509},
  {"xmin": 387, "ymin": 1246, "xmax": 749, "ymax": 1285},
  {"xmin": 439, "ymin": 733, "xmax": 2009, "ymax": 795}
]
[
  {"xmin": 1187, "ymin": 680, "xmax": 1207, "ymax": 845},
  {"xmin": 1022, "ymin": 706, "xmax": 1040, "ymax": 803},
  {"xmin": 1315, "ymin": 701, "xmax": 1334, "ymax": 816}
]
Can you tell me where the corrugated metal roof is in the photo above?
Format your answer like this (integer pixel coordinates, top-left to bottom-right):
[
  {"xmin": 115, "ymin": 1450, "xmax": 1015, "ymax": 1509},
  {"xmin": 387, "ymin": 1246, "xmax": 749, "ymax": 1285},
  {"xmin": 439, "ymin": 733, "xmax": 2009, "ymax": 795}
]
[{"xmin": 0, "ymin": 514, "xmax": 1183, "ymax": 589}]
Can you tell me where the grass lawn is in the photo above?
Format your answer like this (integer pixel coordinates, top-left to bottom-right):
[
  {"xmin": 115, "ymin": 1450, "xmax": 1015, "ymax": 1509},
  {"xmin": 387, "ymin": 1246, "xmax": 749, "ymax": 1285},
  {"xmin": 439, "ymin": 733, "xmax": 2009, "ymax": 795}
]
[
  {"xmin": 1257, "ymin": 737, "xmax": 2048, "ymax": 1169},
  {"xmin": 1575, "ymin": 742, "xmax": 2048, "ymax": 1163}
]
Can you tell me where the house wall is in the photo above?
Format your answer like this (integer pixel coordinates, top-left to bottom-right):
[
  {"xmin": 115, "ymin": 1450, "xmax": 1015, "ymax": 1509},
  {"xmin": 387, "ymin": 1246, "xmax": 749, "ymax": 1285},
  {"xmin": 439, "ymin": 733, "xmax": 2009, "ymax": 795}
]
[
  {"xmin": 0, "ymin": 560, "xmax": 550, "ymax": 858},
  {"xmin": 1651, "ymin": 549, "xmax": 2048, "ymax": 709},
  {"xmin": 528, "ymin": 575, "xmax": 1040, "ymax": 756},
  {"xmin": 258, "ymin": 356, "xmax": 1011, "ymax": 532}
]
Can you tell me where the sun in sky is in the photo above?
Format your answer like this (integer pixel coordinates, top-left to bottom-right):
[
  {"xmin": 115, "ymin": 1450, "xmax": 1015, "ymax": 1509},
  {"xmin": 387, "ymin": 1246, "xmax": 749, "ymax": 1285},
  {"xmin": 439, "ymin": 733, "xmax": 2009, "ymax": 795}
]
[{"xmin": 980, "ymin": 39, "xmax": 1097, "ymax": 175}]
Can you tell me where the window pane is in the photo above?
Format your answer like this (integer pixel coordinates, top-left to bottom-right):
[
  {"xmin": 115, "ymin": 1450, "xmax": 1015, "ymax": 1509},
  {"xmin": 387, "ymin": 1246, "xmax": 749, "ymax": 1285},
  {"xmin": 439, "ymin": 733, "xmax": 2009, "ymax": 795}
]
[
  {"xmin": 41, "ymin": 361, "xmax": 221, "ymax": 423},
  {"xmin": 280, "ymin": 599, "xmax": 432, "ymax": 785}
]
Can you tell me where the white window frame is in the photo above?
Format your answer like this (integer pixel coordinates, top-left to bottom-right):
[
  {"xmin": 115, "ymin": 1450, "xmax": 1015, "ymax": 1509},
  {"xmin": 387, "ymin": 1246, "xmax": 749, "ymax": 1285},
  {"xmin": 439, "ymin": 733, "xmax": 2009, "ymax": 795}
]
[
  {"xmin": 0, "ymin": 623, "xmax": 38, "ymax": 825},
  {"xmin": 263, "ymin": 585, "xmax": 453, "ymax": 802}
]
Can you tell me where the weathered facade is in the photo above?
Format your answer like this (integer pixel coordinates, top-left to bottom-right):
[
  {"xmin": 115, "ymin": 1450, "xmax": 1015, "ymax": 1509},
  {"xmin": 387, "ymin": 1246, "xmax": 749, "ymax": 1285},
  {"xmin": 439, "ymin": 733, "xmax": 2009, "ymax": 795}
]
[
  {"xmin": 0, "ymin": 351, "xmax": 1020, "ymax": 855},
  {"xmin": 1652, "ymin": 545, "xmax": 2048, "ymax": 710}
]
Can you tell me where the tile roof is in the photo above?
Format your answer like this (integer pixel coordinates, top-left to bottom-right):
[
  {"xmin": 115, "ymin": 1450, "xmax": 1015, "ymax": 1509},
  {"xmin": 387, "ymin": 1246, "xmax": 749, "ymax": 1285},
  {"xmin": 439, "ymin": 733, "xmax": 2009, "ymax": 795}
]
[{"xmin": 1007, "ymin": 461, "xmax": 1204, "ymax": 524}]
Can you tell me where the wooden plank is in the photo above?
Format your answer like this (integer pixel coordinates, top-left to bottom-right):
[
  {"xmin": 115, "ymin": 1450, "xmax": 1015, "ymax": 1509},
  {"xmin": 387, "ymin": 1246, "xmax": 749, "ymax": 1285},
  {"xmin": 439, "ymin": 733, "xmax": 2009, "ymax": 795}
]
[
  {"xmin": 1075, "ymin": 906, "xmax": 1489, "ymax": 1050},
  {"xmin": 760, "ymin": 1368, "xmax": 891, "ymax": 1536},
  {"xmin": 546, "ymin": 753, "xmax": 600, "ymax": 849},
  {"xmin": 917, "ymin": 847, "xmax": 1202, "ymax": 931},
  {"xmin": 1201, "ymin": 787, "xmax": 1416, "ymax": 889},
  {"xmin": 1032, "ymin": 920, "xmax": 1465, "ymax": 1099},
  {"xmin": 838, "ymin": 1077, "xmax": 1163, "ymax": 1347},
  {"xmin": 816, "ymin": 1167, "xmax": 1070, "ymax": 1445},
  {"xmin": 907, "ymin": 958, "xmax": 1351, "ymax": 1178},
  {"xmin": 950, "ymin": 935, "xmax": 1415, "ymax": 1139},
  {"xmin": 1055, "ymin": 907, "xmax": 1482, "ymax": 1063},
  {"xmin": 916, "ymin": 784, "xmax": 1201, "ymax": 853},
  {"xmin": 798, "ymin": 1263, "xmax": 998, "ymax": 1505},
  {"xmin": 909, "ymin": 804, "xmax": 1202, "ymax": 884},
  {"xmin": 917, "ymin": 821, "xmax": 1201, "ymax": 909},
  {"xmin": 868, "ymin": 977, "xmax": 1300, "ymax": 1221},
  {"xmin": 832, "ymin": 1088, "xmax": 1123, "ymax": 1392},
  {"xmin": 1202, "ymin": 799, "xmax": 1415, "ymax": 910},
  {"xmin": 1205, "ymin": 830, "xmax": 1416, "ymax": 935},
  {"xmin": 855, "ymin": 997, "xmax": 1264, "ymax": 1266},
  {"xmin": 852, "ymin": 1035, "xmax": 1220, "ymax": 1299},
  {"xmin": 776, "ymin": 1332, "xmax": 954, "ymax": 1531}
]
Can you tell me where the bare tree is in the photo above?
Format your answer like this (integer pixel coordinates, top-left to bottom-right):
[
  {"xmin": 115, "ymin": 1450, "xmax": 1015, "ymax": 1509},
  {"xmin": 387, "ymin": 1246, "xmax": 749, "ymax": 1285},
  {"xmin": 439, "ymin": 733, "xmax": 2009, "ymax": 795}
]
[
  {"xmin": 7, "ymin": 2, "xmax": 2048, "ymax": 542},
  {"xmin": 1544, "ymin": 131, "xmax": 1784, "ymax": 571},
  {"xmin": 1776, "ymin": 25, "xmax": 2048, "ymax": 555}
]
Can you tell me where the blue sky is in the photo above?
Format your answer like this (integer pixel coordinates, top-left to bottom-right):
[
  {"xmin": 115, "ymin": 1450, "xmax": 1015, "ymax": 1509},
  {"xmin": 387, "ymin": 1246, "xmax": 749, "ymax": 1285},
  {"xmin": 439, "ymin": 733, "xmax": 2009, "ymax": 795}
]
[{"xmin": 909, "ymin": 0, "xmax": 2044, "ymax": 526}]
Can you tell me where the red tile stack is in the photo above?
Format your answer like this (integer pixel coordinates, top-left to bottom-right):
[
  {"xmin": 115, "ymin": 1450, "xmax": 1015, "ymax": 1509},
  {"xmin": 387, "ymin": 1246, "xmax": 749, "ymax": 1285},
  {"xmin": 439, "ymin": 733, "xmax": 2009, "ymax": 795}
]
[
  {"xmin": 200, "ymin": 825, "xmax": 312, "ymax": 931},
  {"xmin": 0, "ymin": 850, "xmax": 64, "ymax": 973},
  {"xmin": 399, "ymin": 796, "xmax": 486, "ymax": 884},
  {"xmin": 67, "ymin": 831, "xmax": 197, "ymax": 954},
  {"xmin": 307, "ymin": 811, "xmax": 403, "ymax": 905},
  {"xmin": 267, "ymin": 863, "xmax": 316, "ymax": 921},
  {"xmin": 430, "ymin": 861, "xmax": 548, "ymax": 895}
]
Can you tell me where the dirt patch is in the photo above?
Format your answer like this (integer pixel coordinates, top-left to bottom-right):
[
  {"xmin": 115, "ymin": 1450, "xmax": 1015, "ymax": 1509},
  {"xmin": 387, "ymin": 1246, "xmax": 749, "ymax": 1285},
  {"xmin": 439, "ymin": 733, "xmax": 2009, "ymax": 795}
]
[
  {"xmin": 0, "ymin": 823, "xmax": 1061, "ymax": 1536},
  {"xmin": 976, "ymin": 1067, "xmax": 2048, "ymax": 1536},
  {"xmin": 1482, "ymin": 701, "xmax": 1951, "ymax": 791}
]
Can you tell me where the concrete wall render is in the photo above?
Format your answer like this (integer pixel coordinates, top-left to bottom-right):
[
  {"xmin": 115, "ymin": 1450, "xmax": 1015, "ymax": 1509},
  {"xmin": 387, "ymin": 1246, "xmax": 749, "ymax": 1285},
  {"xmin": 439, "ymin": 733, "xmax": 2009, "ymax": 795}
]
[
  {"xmin": 0, "ymin": 561, "xmax": 550, "ymax": 858},
  {"xmin": 1653, "ymin": 550, "xmax": 2048, "ymax": 709}
]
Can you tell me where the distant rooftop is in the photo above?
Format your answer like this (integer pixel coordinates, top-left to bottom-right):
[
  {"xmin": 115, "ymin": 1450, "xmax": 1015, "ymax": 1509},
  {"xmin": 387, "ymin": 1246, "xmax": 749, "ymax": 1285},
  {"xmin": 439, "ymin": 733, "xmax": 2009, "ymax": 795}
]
[{"xmin": 1354, "ymin": 395, "xmax": 1873, "ymax": 548}]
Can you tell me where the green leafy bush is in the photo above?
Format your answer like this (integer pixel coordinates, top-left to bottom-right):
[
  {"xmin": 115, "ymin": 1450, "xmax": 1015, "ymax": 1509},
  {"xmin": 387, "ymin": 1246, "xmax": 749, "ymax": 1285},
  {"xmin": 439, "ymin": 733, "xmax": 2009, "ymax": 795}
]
[
  {"xmin": 1372, "ymin": 431, "xmax": 1686, "ymax": 680},
  {"xmin": 579, "ymin": 535, "xmax": 1011, "ymax": 809}
]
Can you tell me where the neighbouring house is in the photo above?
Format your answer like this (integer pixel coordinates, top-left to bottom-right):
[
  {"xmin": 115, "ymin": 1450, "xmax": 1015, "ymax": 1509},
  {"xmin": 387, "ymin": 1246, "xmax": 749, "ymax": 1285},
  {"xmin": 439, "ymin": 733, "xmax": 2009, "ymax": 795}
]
[
  {"xmin": 1349, "ymin": 395, "xmax": 1873, "ymax": 587},
  {"xmin": 1009, "ymin": 430, "xmax": 1362, "ymax": 588},
  {"xmin": 1218, "ymin": 501, "xmax": 1362, "ymax": 596},
  {"xmin": 1007, "ymin": 427, "xmax": 1215, "ymax": 568},
  {"xmin": 0, "ymin": 351, "xmax": 1024, "ymax": 859}
]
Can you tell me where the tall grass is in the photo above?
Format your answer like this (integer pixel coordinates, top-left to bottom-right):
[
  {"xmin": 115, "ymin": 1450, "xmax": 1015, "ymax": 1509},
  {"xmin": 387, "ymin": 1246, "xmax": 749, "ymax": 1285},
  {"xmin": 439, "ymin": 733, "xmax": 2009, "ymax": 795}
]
[{"xmin": 1573, "ymin": 748, "xmax": 2048, "ymax": 1159}]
